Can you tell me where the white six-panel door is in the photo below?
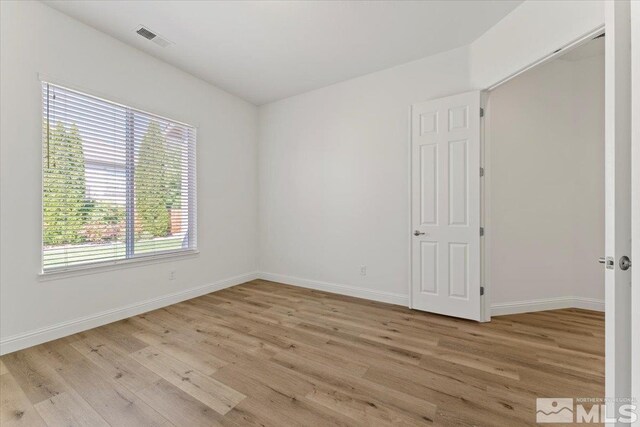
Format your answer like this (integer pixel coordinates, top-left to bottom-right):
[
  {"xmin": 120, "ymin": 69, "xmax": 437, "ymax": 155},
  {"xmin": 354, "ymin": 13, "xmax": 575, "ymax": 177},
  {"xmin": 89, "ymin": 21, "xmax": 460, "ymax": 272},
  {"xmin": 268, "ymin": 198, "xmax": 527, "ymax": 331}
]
[
  {"xmin": 411, "ymin": 91, "xmax": 481, "ymax": 321},
  {"xmin": 604, "ymin": 1, "xmax": 633, "ymax": 422}
]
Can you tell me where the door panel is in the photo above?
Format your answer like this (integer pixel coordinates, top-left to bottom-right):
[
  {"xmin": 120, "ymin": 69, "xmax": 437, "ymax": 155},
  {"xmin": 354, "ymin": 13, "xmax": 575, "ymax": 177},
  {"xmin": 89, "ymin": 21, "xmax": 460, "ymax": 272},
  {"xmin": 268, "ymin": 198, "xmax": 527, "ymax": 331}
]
[
  {"xmin": 420, "ymin": 144, "xmax": 438, "ymax": 225},
  {"xmin": 449, "ymin": 139, "xmax": 468, "ymax": 225},
  {"xmin": 448, "ymin": 243, "xmax": 469, "ymax": 298},
  {"xmin": 420, "ymin": 242, "xmax": 438, "ymax": 294},
  {"xmin": 604, "ymin": 0, "xmax": 633, "ymax": 422},
  {"xmin": 411, "ymin": 91, "xmax": 481, "ymax": 321}
]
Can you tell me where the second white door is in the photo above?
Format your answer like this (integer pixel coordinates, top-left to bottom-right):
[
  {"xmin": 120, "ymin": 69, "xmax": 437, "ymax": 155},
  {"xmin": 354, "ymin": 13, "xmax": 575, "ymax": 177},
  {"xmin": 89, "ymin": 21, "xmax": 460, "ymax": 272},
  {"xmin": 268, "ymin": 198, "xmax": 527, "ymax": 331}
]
[{"xmin": 411, "ymin": 90, "xmax": 482, "ymax": 321}]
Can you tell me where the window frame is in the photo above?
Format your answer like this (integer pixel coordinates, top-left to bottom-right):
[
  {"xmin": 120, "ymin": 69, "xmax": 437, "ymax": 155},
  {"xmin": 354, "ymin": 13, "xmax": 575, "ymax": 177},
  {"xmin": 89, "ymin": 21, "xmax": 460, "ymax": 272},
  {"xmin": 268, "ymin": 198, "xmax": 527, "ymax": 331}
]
[{"xmin": 40, "ymin": 81, "xmax": 198, "ymax": 276}]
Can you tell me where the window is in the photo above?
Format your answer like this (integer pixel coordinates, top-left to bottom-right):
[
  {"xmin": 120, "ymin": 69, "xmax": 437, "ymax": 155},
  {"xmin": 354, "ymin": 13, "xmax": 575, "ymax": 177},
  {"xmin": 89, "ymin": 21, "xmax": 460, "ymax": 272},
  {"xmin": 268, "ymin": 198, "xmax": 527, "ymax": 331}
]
[{"xmin": 42, "ymin": 82, "xmax": 197, "ymax": 272}]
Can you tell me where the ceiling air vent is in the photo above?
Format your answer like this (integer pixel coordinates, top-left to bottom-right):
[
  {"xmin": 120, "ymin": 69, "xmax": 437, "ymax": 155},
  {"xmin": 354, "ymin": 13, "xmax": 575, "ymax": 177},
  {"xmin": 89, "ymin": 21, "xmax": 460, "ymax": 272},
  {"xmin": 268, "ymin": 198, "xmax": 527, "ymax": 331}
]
[
  {"xmin": 135, "ymin": 25, "xmax": 172, "ymax": 48},
  {"xmin": 136, "ymin": 26, "xmax": 156, "ymax": 40}
]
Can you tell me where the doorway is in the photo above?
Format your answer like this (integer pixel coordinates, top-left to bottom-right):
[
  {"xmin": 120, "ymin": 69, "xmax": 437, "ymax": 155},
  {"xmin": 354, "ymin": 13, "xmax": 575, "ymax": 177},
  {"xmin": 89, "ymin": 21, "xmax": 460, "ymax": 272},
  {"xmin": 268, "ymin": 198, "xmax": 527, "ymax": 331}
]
[
  {"xmin": 484, "ymin": 35, "xmax": 605, "ymax": 318},
  {"xmin": 409, "ymin": 36, "xmax": 606, "ymax": 322}
]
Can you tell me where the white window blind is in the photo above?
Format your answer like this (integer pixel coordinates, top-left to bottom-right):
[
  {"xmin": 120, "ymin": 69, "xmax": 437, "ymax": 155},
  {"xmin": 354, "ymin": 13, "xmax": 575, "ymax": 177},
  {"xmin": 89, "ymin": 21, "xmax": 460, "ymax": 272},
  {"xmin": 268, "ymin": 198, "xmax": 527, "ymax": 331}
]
[{"xmin": 42, "ymin": 82, "xmax": 197, "ymax": 272}]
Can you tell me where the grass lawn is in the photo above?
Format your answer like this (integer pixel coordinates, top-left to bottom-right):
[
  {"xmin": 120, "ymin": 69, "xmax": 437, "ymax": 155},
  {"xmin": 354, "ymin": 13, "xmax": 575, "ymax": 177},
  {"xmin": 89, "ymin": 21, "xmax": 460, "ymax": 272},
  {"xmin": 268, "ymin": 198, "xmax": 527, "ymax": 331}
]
[{"xmin": 43, "ymin": 235, "xmax": 185, "ymax": 269}]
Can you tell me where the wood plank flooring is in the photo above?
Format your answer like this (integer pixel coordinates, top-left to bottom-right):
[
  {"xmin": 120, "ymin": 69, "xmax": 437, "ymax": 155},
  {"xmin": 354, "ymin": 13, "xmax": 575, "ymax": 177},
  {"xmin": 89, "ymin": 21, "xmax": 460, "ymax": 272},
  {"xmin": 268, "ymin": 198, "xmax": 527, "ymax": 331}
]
[{"xmin": 0, "ymin": 279, "xmax": 604, "ymax": 426}]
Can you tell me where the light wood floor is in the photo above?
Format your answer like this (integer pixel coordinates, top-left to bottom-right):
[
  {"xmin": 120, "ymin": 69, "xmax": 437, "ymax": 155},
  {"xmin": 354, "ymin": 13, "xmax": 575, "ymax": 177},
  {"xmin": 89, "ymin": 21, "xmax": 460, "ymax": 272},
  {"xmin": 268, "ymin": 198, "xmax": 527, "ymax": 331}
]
[{"xmin": 1, "ymin": 280, "xmax": 604, "ymax": 426}]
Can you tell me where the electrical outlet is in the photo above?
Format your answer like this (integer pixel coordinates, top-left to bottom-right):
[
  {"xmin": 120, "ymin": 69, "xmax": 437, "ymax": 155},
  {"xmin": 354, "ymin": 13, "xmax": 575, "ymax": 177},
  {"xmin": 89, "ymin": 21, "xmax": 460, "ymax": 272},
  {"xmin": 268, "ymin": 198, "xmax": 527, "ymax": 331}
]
[
  {"xmin": 360, "ymin": 265, "xmax": 367, "ymax": 276},
  {"xmin": 169, "ymin": 270, "xmax": 176, "ymax": 280}
]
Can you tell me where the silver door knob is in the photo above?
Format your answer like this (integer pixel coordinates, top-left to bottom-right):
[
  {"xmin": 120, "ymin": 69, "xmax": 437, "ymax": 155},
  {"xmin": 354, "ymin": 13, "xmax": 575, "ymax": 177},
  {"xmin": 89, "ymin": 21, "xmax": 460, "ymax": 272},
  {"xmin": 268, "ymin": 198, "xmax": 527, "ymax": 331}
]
[
  {"xmin": 414, "ymin": 230, "xmax": 425, "ymax": 236},
  {"xmin": 619, "ymin": 256, "xmax": 631, "ymax": 271},
  {"xmin": 598, "ymin": 257, "xmax": 606, "ymax": 264}
]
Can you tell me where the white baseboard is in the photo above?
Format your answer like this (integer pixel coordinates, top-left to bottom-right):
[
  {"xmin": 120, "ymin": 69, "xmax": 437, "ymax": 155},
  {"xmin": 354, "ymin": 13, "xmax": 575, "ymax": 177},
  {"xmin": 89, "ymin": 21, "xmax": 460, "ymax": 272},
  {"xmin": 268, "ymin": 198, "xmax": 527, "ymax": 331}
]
[
  {"xmin": 258, "ymin": 272, "xmax": 409, "ymax": 306},
  {"xmin": 258, "ymin": 273, "xmax": 605, "ymax": 317},
  {"xmin": 491, "ymin": 296, "xmax": 605, "ymax": 316},
  {"xmin": 0, "ymin": 272, "xmax": 258, "ymax": 355}
]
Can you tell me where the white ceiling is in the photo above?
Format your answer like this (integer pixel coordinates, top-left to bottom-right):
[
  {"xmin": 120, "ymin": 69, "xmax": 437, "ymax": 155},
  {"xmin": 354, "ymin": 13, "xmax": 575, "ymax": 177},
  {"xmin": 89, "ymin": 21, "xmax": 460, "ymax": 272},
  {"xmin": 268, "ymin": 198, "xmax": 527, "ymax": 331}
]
[{"xmin": 44, "ymin": 0, "xmax": 522, "ymax": 105}]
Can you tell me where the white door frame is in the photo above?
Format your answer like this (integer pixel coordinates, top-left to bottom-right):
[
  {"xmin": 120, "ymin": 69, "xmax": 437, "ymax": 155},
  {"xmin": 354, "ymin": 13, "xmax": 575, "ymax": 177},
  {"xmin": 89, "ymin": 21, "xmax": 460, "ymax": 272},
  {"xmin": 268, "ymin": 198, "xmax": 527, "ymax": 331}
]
[
  {"xmin": 631, "ymin": 0, "xmax": 640, "ymax": 418},
  {"xmin": 604, "ymin": 0, "xmax": 633, "ymax": 422}
]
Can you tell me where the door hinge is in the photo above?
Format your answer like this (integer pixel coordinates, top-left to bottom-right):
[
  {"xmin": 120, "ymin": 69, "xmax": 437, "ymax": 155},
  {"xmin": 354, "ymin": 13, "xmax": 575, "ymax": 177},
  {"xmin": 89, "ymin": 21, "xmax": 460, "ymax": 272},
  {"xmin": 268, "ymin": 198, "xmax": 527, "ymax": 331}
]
[
  {"xmin": 480, "ymin": 227, "xmax": 484, "ymax": 236},
  {"xmin": 480, "ymin": 107, "xmax": 485, "ymax": 118},
  {"xmin": 480, "ymin": 286, "xmax": 485, "ymax": 296},
  {"xmin": 480, "ymin": 167, "xmax": 485, "ymax": 177}
]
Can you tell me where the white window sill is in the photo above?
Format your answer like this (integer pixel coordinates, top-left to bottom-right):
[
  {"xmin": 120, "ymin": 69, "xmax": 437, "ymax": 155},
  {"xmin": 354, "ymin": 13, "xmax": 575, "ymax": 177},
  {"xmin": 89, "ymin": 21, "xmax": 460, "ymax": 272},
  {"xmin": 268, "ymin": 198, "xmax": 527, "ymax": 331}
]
[{"xmin": 38, "ymin": 249, "xmax": 200, "ymax": 282}]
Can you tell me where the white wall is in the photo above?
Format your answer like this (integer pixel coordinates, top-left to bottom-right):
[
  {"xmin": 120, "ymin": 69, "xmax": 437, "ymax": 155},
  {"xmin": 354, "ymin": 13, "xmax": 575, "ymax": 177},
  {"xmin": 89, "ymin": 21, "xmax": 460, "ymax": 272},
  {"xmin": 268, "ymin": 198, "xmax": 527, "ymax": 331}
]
[
  {"xmin": 258, "ymin": 47, "xmax": 471, "ymax": 304},
  {"xmin": 487, "ymin": 52, "xmax": 605, "ymax": 311},
  {"xmin": 0, "ymin": 1, "xmax": 258, "ymax": 353}
]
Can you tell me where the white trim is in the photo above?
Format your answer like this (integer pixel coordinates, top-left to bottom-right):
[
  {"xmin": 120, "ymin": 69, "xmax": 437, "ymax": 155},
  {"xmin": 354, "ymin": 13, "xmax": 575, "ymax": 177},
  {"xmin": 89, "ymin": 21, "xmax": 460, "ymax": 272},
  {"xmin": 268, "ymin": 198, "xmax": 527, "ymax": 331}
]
[
  {"xmin": 258, "ymin": 273, "xmax": 603, "ymax": 316},
  {"xmin": 480, "ymin": 91, "xmax": 490, "ymax": 322},
  {"xmin": 491, "ymin": 296, "xmax": 605, "ymax": 317},
  {"xmin": 258, "ymin": 272, "xmax": 409, "ymax": 306},
  {"xmin": 631, "ymin": 0, "xmax": 640, "ymax": 409},
  {"xmin": 407, "ymin": 105, "xmax": 414, "ymax": 310},
  {"xmin": 39, "ymin": 250, "xmax": 200, "ymax": 281},
  {"xmin": 604, "ymin": 0, "xmax": 633, "ymax": 408},
  {"xmin": 0, "ymin": 272, "xmax": 258, "ymax": 355}
]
